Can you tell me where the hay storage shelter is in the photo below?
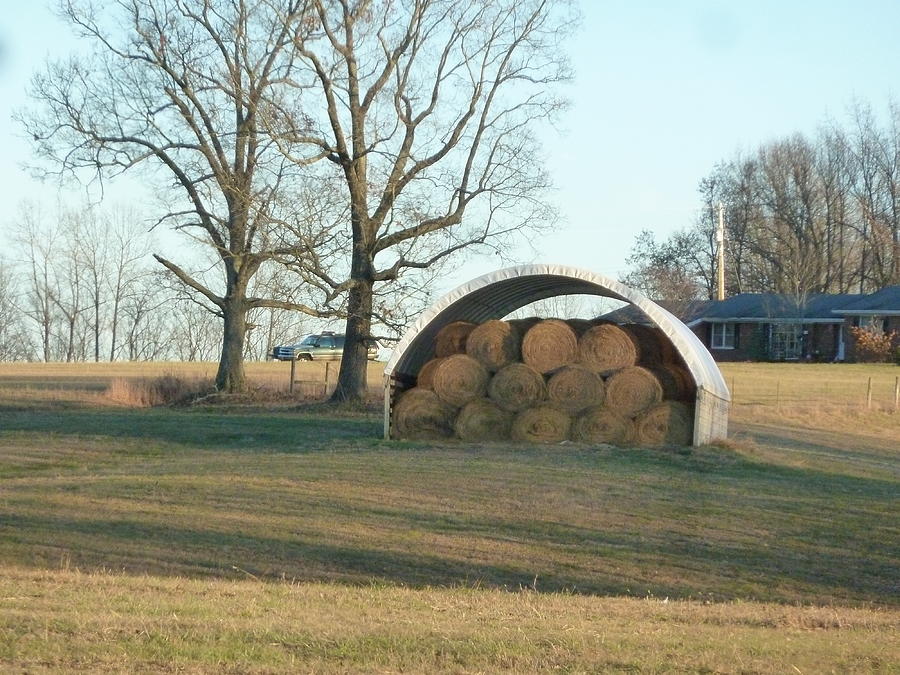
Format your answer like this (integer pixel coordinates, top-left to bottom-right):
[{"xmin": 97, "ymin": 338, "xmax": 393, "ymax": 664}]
[{"xmin": 384, "ymin": 264, "xmax": 730, "ymax": 445}]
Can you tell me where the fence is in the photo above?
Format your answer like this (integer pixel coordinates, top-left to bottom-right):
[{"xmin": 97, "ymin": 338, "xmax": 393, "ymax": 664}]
[{"xmin": 728, "ymin": 374, "xmax": 900, "ymax": 411}]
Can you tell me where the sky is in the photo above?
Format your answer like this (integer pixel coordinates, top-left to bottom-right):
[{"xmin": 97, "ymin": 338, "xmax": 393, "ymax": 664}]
[{"xmin": 2, "ymin": 0, "xmax": 900, "ymax": 296}]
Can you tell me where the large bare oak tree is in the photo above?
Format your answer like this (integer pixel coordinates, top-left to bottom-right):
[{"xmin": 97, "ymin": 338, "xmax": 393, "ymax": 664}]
[
  {"xmin": 19, "ymin": 0, "xmax": 331, "ymax": 391},
  {"xmin": 283, "ymin": 0, "xmax": 575, "ymax": 401}
]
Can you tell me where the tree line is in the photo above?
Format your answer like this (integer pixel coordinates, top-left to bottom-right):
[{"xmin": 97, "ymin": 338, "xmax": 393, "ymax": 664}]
[
  {"xmin": 15, "ymin": 0, "xmax": 575, "ymax": 400},
  {"xmin": 0, "ymin": 203, "xmax": 307, "ymax": 364},
  {"xmin": 623, "ymin": 101, "xmax": 900, "ymax": 309}
]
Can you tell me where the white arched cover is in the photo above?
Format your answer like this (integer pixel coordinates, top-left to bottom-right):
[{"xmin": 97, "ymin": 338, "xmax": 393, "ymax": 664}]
[{"xmin": 384, "ymin": 264, "xmax": 730, "ymax": 444}]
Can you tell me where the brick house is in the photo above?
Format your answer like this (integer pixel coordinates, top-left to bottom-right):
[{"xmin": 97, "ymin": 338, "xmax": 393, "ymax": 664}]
[{"xmin": 601, "ymin": 286, "xmax": 899, "ymax": 362}]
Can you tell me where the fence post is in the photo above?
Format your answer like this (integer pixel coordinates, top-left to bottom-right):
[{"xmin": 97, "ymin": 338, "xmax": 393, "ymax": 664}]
[
  {"xmin": 324, "ymin": 361, "xmax": 332, "ymax": 397},
  {"xmin": 775, "ymin": 380, "xmax": 780, "ymax": 408},
  {"xmin": 894, "ymin": 376, "xmax": 899, "ymax": 411},
  {"xmin": 866, "ymin": 377, "xmax": 872, "ymax": 409},
  {"xmin": 289, "ymin": 357, "xmax": 296, "ymax": 393}
]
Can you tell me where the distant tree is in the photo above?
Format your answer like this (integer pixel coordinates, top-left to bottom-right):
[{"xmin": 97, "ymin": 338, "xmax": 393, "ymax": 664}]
[
  {"xmin": 14, "ymin": 203, "xmax": 60, "ymax": 362},
  {"xmin": 0, "ymin": 261, "xmax": 34, "ymax": 362},
  {"xmin": 620, "ymin": 229, "xmax": 708, "ymax": 317}
]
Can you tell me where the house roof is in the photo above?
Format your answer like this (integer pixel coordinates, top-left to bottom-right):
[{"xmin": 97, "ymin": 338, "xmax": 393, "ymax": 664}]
[
  {"xmin": 599, "ymin": 299, "xmax": 711, "ymax": 325},
  {"xmin": 689, "ymin": 292, "xmax": 864, "ymax": 324},
  {"xmin": 832, "ymin": 286, "xmax": 900, "ymax": 315}
]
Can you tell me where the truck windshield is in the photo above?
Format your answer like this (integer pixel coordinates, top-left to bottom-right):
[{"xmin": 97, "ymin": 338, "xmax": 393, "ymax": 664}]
[{"xmin": 299, "ymin": 335, "xmax": 318, "ymax": 346}]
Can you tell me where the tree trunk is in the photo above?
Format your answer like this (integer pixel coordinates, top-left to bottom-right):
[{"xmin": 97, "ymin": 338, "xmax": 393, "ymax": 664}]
[
  {"xmin": 216, "ymin": 300, "xmax": 248, "ymax": 392},
  {"xmin": 331, "ymin": 277, "xmax": 374, "ymax": 404}
]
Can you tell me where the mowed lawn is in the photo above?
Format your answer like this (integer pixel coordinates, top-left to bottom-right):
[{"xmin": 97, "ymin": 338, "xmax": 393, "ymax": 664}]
[{"xmin": 0, "ymin": 362, "xmax": 898, "ymax": 672}]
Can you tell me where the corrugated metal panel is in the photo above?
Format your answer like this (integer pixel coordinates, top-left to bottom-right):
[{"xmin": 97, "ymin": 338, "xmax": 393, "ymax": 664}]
[{"xmin": 384, "ymin": 264, "xmax": 730, "ymax": 444}]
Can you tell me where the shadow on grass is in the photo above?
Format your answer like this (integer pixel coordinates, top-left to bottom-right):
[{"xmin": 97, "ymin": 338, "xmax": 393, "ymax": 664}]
[
  {"xmin": 0, "ymin": 408, "xmax": 381, "ymax": 452},
  {"xmin": 2, "ymin": 406, "xmax": 898, "ymax": 605},
  {"xmin": 5, "ymin": 510, "xmax": 897, "ymax": 604}
]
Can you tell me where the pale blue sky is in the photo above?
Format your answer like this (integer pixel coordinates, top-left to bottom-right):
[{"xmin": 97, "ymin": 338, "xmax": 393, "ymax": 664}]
[{"xmin": 2, "ymin": 1, "xmax": 899, "ymax": 293}]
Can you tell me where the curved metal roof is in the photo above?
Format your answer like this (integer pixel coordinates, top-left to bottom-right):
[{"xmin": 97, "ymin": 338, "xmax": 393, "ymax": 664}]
[{"xmin": 384, "ymin": 264, "xmax": 730, "ymax": 402}]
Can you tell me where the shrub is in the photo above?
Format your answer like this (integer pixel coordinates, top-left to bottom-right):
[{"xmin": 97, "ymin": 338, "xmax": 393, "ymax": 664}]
[
  {"xmin": 105, "ymin": 375, "xmax": 212, "ymax": 407},
  {"xmin": 849, "ymin": 325, "xmax": 899, "ymax": 363}
]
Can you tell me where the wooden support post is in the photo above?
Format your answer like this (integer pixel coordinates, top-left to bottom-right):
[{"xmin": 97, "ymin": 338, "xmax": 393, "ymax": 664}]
[
  {"xmin": 324, "ymin": 361, "xmax": 332, "ymax": 397},
  {"xmin": 775, "ymin": 380, "xmax": 780, "ymax": 408},
  {"xmin": 289, "ymin": 357, "xmax": 296, "ymax": 393},
  {"xmin": 866, "ymin": 377, "xmax": 873, "ymax": 409}
]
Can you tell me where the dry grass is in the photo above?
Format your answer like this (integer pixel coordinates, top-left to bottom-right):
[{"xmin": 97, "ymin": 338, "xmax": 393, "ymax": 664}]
[
  {"xmin": 718, "ymin": 362, "xmax": 899, "ymax": 409},
  {"xmin": 0, "ymin": 360, "xmax": 385, "ymax": 408},
  {"xmin": 104, "ymin": 374, "xmax": 213, "ymax": 407},
  {"xmin": 2, "ymin": 566, "xmax": 897, "ymax": 673}
]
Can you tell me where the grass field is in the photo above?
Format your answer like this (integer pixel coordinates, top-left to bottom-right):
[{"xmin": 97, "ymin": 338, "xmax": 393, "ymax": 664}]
[{"xmin": 0, "ymin": 361, "xmax": 898, "ymax": 672}]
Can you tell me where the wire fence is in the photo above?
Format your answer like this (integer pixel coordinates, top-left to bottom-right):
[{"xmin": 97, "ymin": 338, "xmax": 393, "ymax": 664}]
[{"xmin": 728, "ymin": 374, "xmax": 900, "ymax": 411}]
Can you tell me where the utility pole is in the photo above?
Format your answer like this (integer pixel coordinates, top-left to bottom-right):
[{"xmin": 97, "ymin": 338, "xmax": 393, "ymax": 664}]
[{"xmin": 716, "ymin": 201, "xmax": 726, "ymax": 301}]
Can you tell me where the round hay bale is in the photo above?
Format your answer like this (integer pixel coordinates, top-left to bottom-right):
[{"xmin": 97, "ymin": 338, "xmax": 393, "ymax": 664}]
[
  {"xmin": 454, "ymin": 398, "xmax": 514, "ymax": 441},
  {"xmin": 488, "ymin": 363, "xmax": 547, "ymax": 412},
  {"xmin": 522, "ymin": 319, "xmax": 578, "ymax": 374},
  {"xmin": 546, "ymin": 365, "xmax": 605, "ymax": 413},
  {"xmin": 431, "ymin": 354, "xmax": 489, "ymax": 407},
  {"xmin": 634, "ymin": 401, "xmax": 693, "ymax": 447},
  {"xmin": 577, "ymin": 324, "xmax": 638, "ymax": 375},
  {"xmin": 511, "ymin": 405, "xmax": 572, "ymax": 443},
  {"xmin": 466, "ymin": 320, "xmax": 522, "ymax": 372},
  {"xmin": 650, "ymin": 363, "xmax": 696, "ymax": 402},
  {"xmin": 416, "ymin": 357, "xmax": 445, "ymax": 390},
  {"xmin": 434, "ymin": 321, "xmax": 477, "ymax": 357},
  {"xmin": 605, "ymin": 366, "xmax": 663, "ymax": 417},
  {"xmin": 392, "ymin": 387, "xmax": 456, "ymax": 440},
  {"xmin": 572, "ymin": 406, "xmax": 635, "ymax": 445},
  {"xmin": 624, "ymin": 323, "xmax": 676, "ymax": 365},
  {"xmin": 667, "ymin": 363, "xmax": 696, "ymax": 401}
]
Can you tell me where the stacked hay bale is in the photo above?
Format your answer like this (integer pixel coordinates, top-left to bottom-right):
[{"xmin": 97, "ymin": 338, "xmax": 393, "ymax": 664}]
[{"xmin": 392, "ymin": 316, "xmax": 695, "ymax": 446}]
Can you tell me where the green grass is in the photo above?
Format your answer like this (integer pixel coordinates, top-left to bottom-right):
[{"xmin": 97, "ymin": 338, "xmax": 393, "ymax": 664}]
[
  {"xmin": 1, "ymin": 366, "xmax": 899, "ymax": 672},
  {"xmin": 2, "ymin": 407, "xmax": 897, "ymax": 603}
]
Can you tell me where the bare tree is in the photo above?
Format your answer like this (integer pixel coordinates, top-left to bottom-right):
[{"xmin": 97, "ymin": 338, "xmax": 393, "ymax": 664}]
[
  {"xmin": 280, "ymin": 0, "xmax": 574, "ymax": 401},
  {"xmin": 19, "ymin": 0, "xmax": 332, "ymax": 391},
  {"xmin": 105, "ymin": 207, "xmax": 156, "ymax": 361},
  {"xmin": 0, "ymin": 260, "xmax": 35, "ymax": 361},
  {"xmin": 14, "ymin": 203, "xmax": 59, "ymax": 362}
]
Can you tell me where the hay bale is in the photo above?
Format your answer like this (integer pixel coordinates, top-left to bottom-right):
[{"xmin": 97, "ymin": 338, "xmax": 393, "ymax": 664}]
[
  {"xmin": 466, "ymin": 320, "xmax": 522, "ymax": 372},
  {"xmin": 572, "ymin": 406, "xmax": 635, "ymax": 445},
  {"xmin": 634, "ymin": 401, "xmax": 693, "ymax": 447},
  {"xmin": 416, "ymin": 357, "xmax": 445, "ymax": 390},
  {"xmin": 546, "ymin": 365, "xmax": 605, "ymax": 413},
  {"xmin": 454, "ymin": 398, "xmax": 514, "ymax": 441},
  {"xmin": 577, "ymin": 324, "xmax": 638, "ymax": 375},
  {"xmin": 488, "ymin": 363, "xmax": 547, "ymax": 412},
  {"xmin": 624, "ymin": 323, "xmax": 677, "ymax": 365},
  {"xmin": 521, "ymin": 319, "xmax": 578, "ymax": 373},
  {"xmin": 650, "ymin": 363, "xmax": 696, "ymax": 402},
  {"xmin": 392, "ymin": 387, "xmax": 456, "ymax": 440},
  {"xmin": 604, "ymin": 366, "xmax": 663, "ymax": 417},
  {"xmin": 511, "ymin": 405, "xmax": 572, "ymax": 443},
  {"xmin": 431, "ymin": 354, "xmax": 489, "ymax": 407},
  {"xmin": 434, "ymin": 321, "xmax": 477, "ymax": 357}
]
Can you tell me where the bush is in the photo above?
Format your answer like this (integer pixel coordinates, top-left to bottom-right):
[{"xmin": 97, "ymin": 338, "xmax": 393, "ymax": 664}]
[
  {"xmin": 105, "ymin": 375, "xmax": 212, "ymax": 407},
  {"xmin": 849, "ymin": 325, "xmax": 899, "ymax": 363}
]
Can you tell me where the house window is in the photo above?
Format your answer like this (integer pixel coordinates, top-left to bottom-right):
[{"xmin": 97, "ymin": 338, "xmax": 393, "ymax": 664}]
[{"xmin": 711, "ymin": 323, "xmax": 736, "ymax": 349}]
